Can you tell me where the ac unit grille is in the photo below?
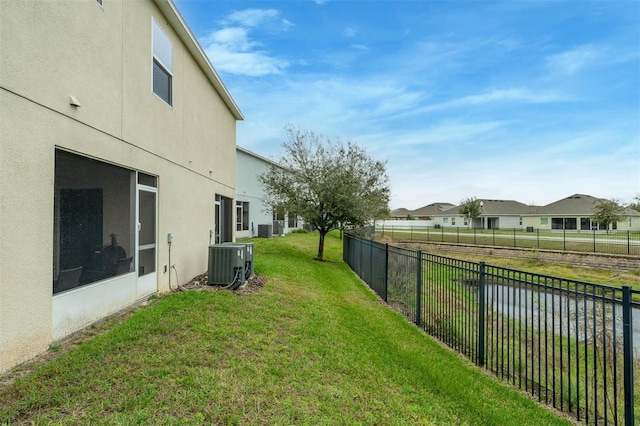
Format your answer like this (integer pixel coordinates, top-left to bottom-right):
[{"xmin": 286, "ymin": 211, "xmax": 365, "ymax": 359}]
[
  {"xmin": 208, "ymin": 244, "xmax": 245, "ymax": 286},
  {"xmin": 221, "ymin": 242, "xmax": 254, "ymax": 280}
]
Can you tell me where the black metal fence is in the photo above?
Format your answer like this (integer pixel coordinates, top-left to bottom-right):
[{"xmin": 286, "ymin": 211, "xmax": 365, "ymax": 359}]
[
  {"xmin": 344, "ymin": 230, "xmax": 638, "ymax": 425},
  {"xmin": 376, "ymin": 224, "xmax": 640, "ymax": 256}
]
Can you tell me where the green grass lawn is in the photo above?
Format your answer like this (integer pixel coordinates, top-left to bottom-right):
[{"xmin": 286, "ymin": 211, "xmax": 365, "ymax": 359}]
[{"xmin": 0, "ymin": 231, "xmax": 573, "ymax": 425}]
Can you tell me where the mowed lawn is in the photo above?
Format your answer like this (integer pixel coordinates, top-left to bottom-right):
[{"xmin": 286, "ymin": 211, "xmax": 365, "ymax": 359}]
[{"xmin": 0, "ymin": 232, "xmax": 572, "ymax": 425}]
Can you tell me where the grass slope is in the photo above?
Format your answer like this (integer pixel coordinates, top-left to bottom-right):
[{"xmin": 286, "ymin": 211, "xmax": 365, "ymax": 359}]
[{"xmin": 0, "ymin": 232, "xmax": 572, "ymax": 425}]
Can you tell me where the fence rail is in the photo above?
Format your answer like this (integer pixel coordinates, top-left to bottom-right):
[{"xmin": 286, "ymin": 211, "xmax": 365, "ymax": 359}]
[
  {"xmin": 344, "ymin": 230, "xmax": 638, "ymax": 425},
  {"xmin": 376, "ymin": 224, "xmax": 640, "ymax": 256}
]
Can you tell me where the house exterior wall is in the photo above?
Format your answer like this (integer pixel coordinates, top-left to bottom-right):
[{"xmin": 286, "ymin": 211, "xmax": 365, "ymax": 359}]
[
  {"xmin": 523, "ymin": 215, "xmax": 640, "ymax": 231},
  {"xmin": 496, "ymin": 216, "xmax": 523, "ymax": 229},
  {"xmin": 235, "ymin": 148, "xmax": 304, "ymax": 238},
  {"xmin": 236, "ymin": 149, "xmax": 273, "ymax": 238},
  {"xmin": 0, "ymin": 0, "xmax": 240, "ymax": 372}
]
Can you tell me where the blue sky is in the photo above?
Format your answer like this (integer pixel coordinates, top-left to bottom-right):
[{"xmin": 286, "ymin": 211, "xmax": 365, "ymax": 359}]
[{"xmin": 173, "ymin": 0, "xmax": 639, "ymax": 209}]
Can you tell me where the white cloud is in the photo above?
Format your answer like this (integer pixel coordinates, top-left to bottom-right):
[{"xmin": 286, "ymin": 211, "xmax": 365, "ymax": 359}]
[
  {"xmin": 394, "ymin": 88, "xmax": 572, "ymax": 120},
  {"xmin": 449, "ymin": 88, "xmax": 570, "ymax": 105},
  {"xmin": 343, "ymin": 27, "xmax": 356, "ymax": 38},
  {"xmin": 351, "ymin": 44, "xmax": 367, "ymax": 50},
  {"xmin": 200, "ymin": 9, "xmax": 291, "ymax": 76},
  {"xmin": 203, "ymin": 27, "xmax": 258, "ymax": 51},
  {"xmin": 221, "ymin": 9, "xmax": 293, "ymax": 30},
  {"xmin": 546, "ymin": 44, "xmax": 600, "ymax": 75}
]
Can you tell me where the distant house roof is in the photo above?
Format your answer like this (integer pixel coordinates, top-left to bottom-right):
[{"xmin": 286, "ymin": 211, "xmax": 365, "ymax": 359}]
[
  {"xmin": 529, "ymin": 194, "xmax": 640, "ymax": 217},
  {"xmin": 443, "ymin": 199, "xmax": 533, "ymax": 216},
  {"xmin": 390, "ymin": 208, "xmax": 412, "ymax": 218},
  {"xmin": 530, "ymin": 194, "xmax": 600, "ymax": 215},
  {"xmin": 412, "ymin": 202, "xmax": 456, "ymax": 216}
]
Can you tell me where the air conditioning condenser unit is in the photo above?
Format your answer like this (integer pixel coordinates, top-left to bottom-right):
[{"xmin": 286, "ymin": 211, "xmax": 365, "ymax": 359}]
[
  {"xmin": 208, "ymin": 244, "xmax": 246, "ymax": 289},
  {"xmin": 221, "ymin": 242, "xmax": 254, "ymax": 280}
]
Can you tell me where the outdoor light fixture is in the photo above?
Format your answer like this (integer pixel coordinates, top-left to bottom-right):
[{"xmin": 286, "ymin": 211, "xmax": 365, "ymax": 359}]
[{"xmin": 69, "ymin": 95, "xmax": 81, "ymax": 107}]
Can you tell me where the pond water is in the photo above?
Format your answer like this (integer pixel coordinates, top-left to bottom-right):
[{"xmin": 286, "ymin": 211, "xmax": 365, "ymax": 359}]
[{"xmin": 485, "ymin": 284, "xmax": 640, "ymax": 358}]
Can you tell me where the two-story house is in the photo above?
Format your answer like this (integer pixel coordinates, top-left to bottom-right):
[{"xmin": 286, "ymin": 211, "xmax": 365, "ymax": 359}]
[{"xmin": 0, "ymin": 0, "xmax": 242, "ymax": 372}]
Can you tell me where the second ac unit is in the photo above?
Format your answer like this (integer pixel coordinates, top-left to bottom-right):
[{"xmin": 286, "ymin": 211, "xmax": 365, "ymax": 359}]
[{"xmin": 221, "ymin": 242, "xmax": 254, "ymax": 280}]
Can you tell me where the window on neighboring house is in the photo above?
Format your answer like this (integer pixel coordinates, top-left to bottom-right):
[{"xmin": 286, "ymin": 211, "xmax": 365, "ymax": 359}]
[
  {"xmin": 463, "ymin": 219, "xmax": 468, "ymax": 226},
  {"xmin": 152, "ymin": 19, "xmax": 172, "ymax": 105},
  {"xmin": 443, "ymin": 218, "xmax": 448, "ymax": 224},
  {"xmin": 519, "ymin": 217, "xmax": 523, "ymax": 226},
  {"xmin": 288, "ymin": 213, "xmax": 297, "ymax": 228},
  {"xmin": 540, "ymin": 218, "xmax": 548, "ymax": 225},
  {"xmin": 273, "ymin": 206, "xmax": 285, "ymax": 221},
  {"xmin": 236, "ymin": 201, "xmax": 249, "ymax": 231},
  {"xmin": 580, "ymin": 217, "xmax": 590, "ymax": 230},
  {"xmin": 451, "ymin": 218, "xmax": 455, "ymax": 226}
]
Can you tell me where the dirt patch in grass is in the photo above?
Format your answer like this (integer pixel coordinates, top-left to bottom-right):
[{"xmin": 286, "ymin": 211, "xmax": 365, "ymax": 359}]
[{"xmin": 179, "ymin": 273, "xmax": 267, "ymax": 295}]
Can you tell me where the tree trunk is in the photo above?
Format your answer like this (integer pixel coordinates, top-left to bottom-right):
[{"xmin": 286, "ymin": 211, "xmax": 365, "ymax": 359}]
[{"xmin": 316, "ymin": 231, "xmax": 326, "ymax": 261}]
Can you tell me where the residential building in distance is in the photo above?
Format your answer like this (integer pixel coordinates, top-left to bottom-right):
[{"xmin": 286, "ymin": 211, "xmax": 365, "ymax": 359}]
[
  {"xmin": 236, "ymin": 147, "xmax": 304, "ymax": 238},
  {"xmin": 432, "ymin": 199, "xmax": 533, "ymax": 229},
  {"xmin": 0, "ymin": 0, "xmax": 242, "ymax": 373},
  {"xmin": 388, "ymin": 194, "xmax": 640, "ymax": 231},
  {"xmin": 522, "ymin": 194, "xmax": 640, "ymax": 232}
]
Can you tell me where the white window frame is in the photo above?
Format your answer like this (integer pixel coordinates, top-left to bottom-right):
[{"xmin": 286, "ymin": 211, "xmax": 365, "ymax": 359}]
[
  {"xmin": 152, "ymin": 18, "xmax": 173, "ymax": 106},
  {"xmin": 236, "ymin": 201, "xmax": 249, "ymax": 231}
]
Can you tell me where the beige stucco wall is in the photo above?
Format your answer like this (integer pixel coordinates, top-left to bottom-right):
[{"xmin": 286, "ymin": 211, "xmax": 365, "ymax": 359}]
[{"xmin": 0, "ymin": 0, "xmax": 239, "ymax": 372}]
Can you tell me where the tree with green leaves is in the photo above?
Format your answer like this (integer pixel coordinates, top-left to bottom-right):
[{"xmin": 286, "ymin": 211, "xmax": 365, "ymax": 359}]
[
  {"xmin": 459, "ymin": 196, "xmax": 482, "ymax": 229},
  {"xmin": 628, "ymin": 194, "xmax": 640, "ymax": 212},
  {"xmin": 591, "ymin": 198, "xmax": 625, "ymax": 233},
  {"xmin": 259, "ymin": 126, "xmax": 390, "ymax": 261}
]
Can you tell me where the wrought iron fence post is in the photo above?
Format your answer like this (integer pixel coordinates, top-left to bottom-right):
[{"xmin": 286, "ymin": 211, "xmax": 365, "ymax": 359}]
[
  {"xmin": 622, "ymin": 285, "xmax": 635, "ymax": 426},
  {"xmin": 628, "ymin": 230, "xmax": 631, "ymax": 255},
  {"xmin": 384, "ymin": 243, "xmax": 389, "ymax": 302},
  {"xmin": 416, "ymin": 250, "xmax": 422, "ymax": 327},
  {"xmin": 593, "ymin": 229, "xmax": 596, "ymax": 253},
  {"xmin": 477, "ymin": 261, "xmax": 486, "ymax": 367},
  {"xmin": 370, "ymin": 236, "xmax": 374, "ymax": 288},
  {"xmin": 513, "ymin": 228, "xmax": 516, "ymax": 247}
]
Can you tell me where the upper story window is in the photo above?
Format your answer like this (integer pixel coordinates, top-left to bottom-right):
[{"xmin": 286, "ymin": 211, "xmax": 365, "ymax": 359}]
[{"xmin": 152, "ymin": 19, "xmax": 173, "ymax": 105}]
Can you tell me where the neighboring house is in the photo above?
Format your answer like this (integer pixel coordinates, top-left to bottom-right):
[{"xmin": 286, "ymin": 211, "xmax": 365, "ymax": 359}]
[
  {"xmin": 0, "ymin": 0, "xmax": 243, "ymax": 373},
  {"xmin": 389, "ymin": 208, "xmax": 412, "ymax": 219},
  {"xmin": 389, "ymin": 203, "xmax": 454, "ymax": 220},
  {"xmin": 522, "ymin": 194, "xmax": 640, "ymax": 231},
  {"xmin": 431, "ymin": 199, "xmax": 533, "ymax": 229},
  {"xmin": 236, "ymin": 147, "xmax": 304, "ymax": 238},
  {"xmin": 411, "ymin": 202, "xmax": 456, "ymax": 220}
]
